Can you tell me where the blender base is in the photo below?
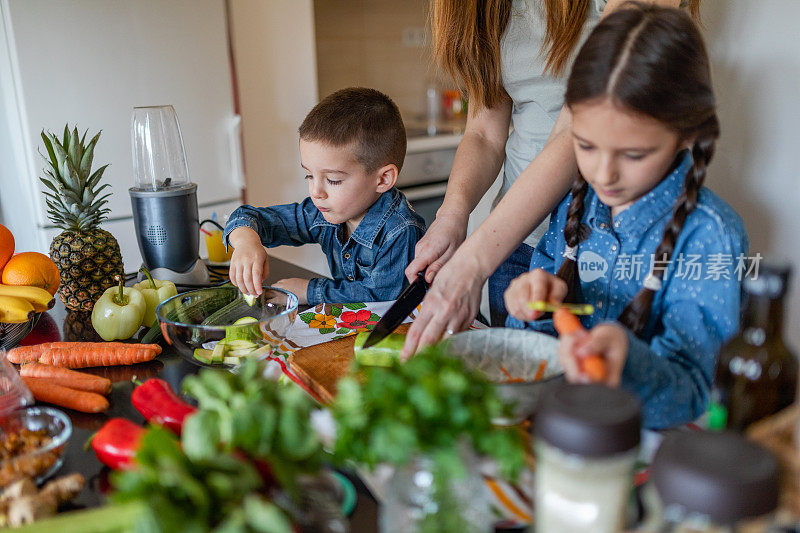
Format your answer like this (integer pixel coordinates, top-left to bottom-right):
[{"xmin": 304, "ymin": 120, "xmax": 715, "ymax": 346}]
[{"xmin": 138, "ymin": 259, "xmax": 210, "ymax": 286}]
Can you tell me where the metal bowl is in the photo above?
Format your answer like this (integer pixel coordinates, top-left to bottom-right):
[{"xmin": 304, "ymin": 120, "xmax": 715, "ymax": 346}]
[
  {"xmin": 444, "ymin": 328, "xmax": 565, "ymax": 424},
  {"xmin": 0, "ymin": 313, "xmax": 41, "ymax": 351},
  {"xmin": 0, "ymin": 406, "xmax": 72, "ymax": 485},
  {"xmin": 156, "ymin": 284, "xmax": 298, "ymax": 369}
]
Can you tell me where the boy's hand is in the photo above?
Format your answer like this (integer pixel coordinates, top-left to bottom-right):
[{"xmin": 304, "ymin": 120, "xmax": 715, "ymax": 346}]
[
  {"xmin": 504, "ymin": 268, "xmax": 568, "ymax": 321},
  {"xmin": 273, "ymin": 278, "xmax": 309, "ymax": 305},
  {"xmin": 228, "ymin": 227, "xmax": 269, "ymax": 296},
  {"xmin": 558, "ymin": 323, "xmax": 628, "ymax": 387}
]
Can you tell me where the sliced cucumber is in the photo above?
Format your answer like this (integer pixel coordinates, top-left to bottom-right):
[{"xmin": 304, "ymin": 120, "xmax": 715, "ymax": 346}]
[
  {"xmin": 243, "ymin": 294, "xmax": 257, "ymax": 306},
  {"xmin": 223, "ymin": 356, "xmax": 242, "ymax": 365}
]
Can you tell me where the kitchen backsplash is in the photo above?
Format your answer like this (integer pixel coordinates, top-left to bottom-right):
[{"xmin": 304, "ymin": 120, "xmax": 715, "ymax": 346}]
[{"xmin": 313, "ymin": 0, "xmax": 449, "ymax": 119}]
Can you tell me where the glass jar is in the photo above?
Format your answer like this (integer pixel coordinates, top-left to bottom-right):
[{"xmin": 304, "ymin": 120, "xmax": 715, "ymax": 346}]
[
  {"xmin": 380, "ymin": 450, "xmax": 492, "ymax": 533},
  {"xmin": 534, "ymin": 384, "xmax": 641, "ymax": 533},
  {"xmin": 649, "ymin": 430, "xmax": 780, "ymax": 532}
]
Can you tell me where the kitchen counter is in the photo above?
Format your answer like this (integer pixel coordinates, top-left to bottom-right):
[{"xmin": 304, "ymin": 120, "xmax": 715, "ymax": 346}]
[{"xmin": 32, "ymin": 257, "xmax": 379, "ymax": 530}]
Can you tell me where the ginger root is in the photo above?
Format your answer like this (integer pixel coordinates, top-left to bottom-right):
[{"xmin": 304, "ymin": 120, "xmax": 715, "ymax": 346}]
[{"xmin": 1, "ymin": 473, "xmax": 85, "ymax": 527}]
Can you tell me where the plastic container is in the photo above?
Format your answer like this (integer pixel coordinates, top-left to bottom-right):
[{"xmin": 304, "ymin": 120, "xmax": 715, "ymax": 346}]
[
  {"xmin": 533, "ymin": 384, "xmax": 641, "ymax": 533},
  {"xmin": 0, "ymin": 350, "xmax": 33, "ymax": 416},
  {"xmin": 649, "ymin": 430, "xmax": 780, "ymax": 532}
]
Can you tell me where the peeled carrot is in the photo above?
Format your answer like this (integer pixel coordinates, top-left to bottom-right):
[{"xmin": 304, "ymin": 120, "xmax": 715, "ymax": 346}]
[
  {"xmin": 21, "ymin": 376, "xmax": 109, "ymax": 413},
  {"xmin": 553, "ymin": 307, "xmax": 608, "ymax": 382},
  {"xmin": 534, "ymin": 360, "xmax": 547, "ymax": 381},
  {"xmin": 20, "ymin": 363, "xmax": 112, "ymax": 395},
  {"xmin": 7, "ymin": 342, "xmax": 161, "ymax": 367},
  {"xmin": 39, "ymin": 344, "xmax": 161, "ymax": 369},
  {"xmin": 5, "ymin": 344, "xmax": 46, "ymax": 364}
]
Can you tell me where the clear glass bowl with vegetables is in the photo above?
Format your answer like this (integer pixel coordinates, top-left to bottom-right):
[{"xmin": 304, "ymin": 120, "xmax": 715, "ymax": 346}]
[
  {"xmin": 156, "ymin": 285, "xmax": 298, "ymax": 368},
  {"xmin": 0, "ymin": 407, "xmax": 72, "ymax": 486}
]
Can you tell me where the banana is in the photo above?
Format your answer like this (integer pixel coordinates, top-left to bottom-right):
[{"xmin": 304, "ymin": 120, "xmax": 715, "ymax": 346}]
[
  {"xmin": 0, "ymin": 295, "xmax": 36, "ymax": 323},
  {"xmin": 0, "ymin": 284, "xmax": 55, "ymax": 313}
]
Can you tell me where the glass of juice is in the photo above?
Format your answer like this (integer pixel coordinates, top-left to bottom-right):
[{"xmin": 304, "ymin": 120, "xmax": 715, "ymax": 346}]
[{"xmin": 204, "ymin": 229, "xmax": 232, "ymax": 263}]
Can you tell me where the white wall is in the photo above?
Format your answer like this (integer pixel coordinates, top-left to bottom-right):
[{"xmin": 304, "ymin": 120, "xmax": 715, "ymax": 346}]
[
  {"xmin": 228, "ymin": 0, "xmax": 328, "ymax": 277},
  {"xmin": 701, "ymin": 0, "xmax": 800, "ymax": 348}
]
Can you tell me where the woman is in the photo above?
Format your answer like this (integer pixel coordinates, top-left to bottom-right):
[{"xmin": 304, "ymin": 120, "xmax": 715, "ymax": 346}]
[{"xmin": 401, "ymin": 0, "xmax": 698, "ymax": 358}]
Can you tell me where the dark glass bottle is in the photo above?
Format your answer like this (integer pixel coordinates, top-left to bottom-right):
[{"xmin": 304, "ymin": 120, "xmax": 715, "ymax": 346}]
[{"xmin": 708, "ymin": 265, "xmax": 797, "ymax": 432}]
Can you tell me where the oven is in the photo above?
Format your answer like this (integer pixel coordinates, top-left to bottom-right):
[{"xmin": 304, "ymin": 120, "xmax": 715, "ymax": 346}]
[{"xmin": 398, "ymin": 144, "xmax": 457, "ymax": 227}]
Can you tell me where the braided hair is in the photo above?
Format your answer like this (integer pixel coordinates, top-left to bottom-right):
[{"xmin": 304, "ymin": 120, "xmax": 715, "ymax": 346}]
[{"xmin": 558, "ymin": 3, "xmax": 719, "ymax": 335}]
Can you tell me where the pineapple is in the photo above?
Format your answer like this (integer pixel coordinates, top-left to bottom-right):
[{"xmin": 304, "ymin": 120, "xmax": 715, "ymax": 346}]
[
  {"xmin": 63, "ymin": 310, "xmax": 103, "ymax": 342},
  {"xmin": 40, "ymin": 126, "xmax": 124, "ymax": 311}
]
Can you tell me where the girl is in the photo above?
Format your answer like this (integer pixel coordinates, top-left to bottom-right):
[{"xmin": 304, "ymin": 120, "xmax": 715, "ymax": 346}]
[{"xmin": 503, "ymin": 3, "xmax": 748, "ymax": 429}]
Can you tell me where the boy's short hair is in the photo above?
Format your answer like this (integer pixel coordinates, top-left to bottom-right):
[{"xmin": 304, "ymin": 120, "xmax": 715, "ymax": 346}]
[{"xmin": 299, "ymin": 87, "xmax": 406, "ymax": 173}]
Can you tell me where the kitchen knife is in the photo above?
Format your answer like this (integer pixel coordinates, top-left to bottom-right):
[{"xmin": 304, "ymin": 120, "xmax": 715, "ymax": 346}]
[{"xmin": 360, "ymin": 271, "xmax": 428, "ymax": 349}]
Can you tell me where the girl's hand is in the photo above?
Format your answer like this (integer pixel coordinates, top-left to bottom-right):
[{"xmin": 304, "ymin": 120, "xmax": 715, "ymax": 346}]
[
  {"xmin": 404, "ymin": 211, "xmax": 468, "ymax": 284},
  {"xmin": 273, "ymin": 278, "xmax": 309, "ymax": 305},
  {"xmin": 504, "ymin": 268, "xmax": 568, "ymax": 321},
  {"xmin": 401, "ymin": 251, "xmax": 483, "ymax": 360},
  {"xmin": 228, "ymin": 227, "xmax": 269, "ymax": 296},
  {"xmin": 558, "ymin": 323, "xmax": 629, "ymax": 386}
]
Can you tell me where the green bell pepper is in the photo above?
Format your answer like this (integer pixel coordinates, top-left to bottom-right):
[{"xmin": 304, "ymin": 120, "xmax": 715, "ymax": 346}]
[
  {"xmin": 91, "ymin": 275, "xmax": 146, "ymax": 341},
  {"xmin": 133, "ymin": 267, "xmax": 178, "ymax": 326}
]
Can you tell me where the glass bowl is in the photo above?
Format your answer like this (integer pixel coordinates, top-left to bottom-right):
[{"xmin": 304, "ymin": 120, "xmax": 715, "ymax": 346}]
[
  {"xmin": 0, "ymin": 406, "xmax": 72, "ymax": 485},
  {"xmin": 156, "ymin": 285, "xmax": 298, "ymax": 369},
  {"xmin": 0, "ymin": 313, "xmax": 41, "ymax": 351},
  {"xmin": 443, "ymin": 328, "xmax": 565, "ymax": 424}
]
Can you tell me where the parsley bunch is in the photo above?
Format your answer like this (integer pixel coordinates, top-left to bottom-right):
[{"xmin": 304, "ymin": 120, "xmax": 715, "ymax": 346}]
[{"xmin": 332, "ymin": 345, "xmax": 527, "ymax": 481}]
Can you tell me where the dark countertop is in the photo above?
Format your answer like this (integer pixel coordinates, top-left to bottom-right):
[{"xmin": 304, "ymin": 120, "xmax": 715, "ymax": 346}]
[{"xmin": 32, "ymin": 257, "xmax": 378, "ymax": 530}]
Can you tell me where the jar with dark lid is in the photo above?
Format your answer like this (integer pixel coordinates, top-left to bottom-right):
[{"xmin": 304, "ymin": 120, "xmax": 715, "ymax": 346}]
[
  {"xmin": 533, "ymin": 384, "xmax": 641, "ymax": 533},
  {"xmin": 650, "ymin": 430, "xmax": 780, "ymax": 531}
]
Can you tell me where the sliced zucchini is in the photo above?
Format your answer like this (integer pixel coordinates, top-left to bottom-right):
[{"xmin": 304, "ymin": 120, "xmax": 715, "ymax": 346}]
[
  {"xmin": 223, "ymin": 356, "xmax": 242, "ymax": 365},
  {"xmin": 211, "ymin": 341, "xmax": 228, "ymax": 363},
  {"xmin": 194, "ymin": 348, "xmax": 214, "ymax": 364}
]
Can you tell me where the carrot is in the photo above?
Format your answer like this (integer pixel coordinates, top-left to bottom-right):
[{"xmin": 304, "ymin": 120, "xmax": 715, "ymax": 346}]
[
  {"xmin": 581, "ymin": 355, "xmax": 608, "ymax": 382},
  {"xmin": 7, "ymin": 342, "xmax": 161, "ymax": 367},
  {"xmin": 21, "ymin": 376, "xmax": 109, "ymax": 413},
  {"xmin": 552, "ymin": 307, "xmax": 608, "ymax": 383},
  {"xmin": 499, "ymin": 366, "xmax": 524, "ymax": 383},
  {"xmin": 38, "ymin": 344, "xmax": 160, "ymax": 368},
  {"xmin": 553, "ymin": 308, "xmax": 585, "ymax": 336},
  {"xmin": 19, "ymin": 363, "xmax": 112, "ymax": 395},
  {"xmin": 5, "ymin": 344, "xmax": 46, "ymax": 364},
  {"xmin": 534, "ymin": 360, "xmax": 547, "ymax": 381}
]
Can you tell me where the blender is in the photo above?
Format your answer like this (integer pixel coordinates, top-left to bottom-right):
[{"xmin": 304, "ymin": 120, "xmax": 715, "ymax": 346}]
[{"xmin": 130, "ymin": 105, "xmax": 210, "ymax": 285}]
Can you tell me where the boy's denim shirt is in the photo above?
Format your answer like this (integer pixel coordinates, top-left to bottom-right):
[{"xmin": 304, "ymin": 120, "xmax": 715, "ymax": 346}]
[
  {"xmin": 507, "ymin": 151, "xmax": 749, "ymax": 429},
  {"xmin": 223, "ymin": 188, "xmax": 426, "ymax": 305}
]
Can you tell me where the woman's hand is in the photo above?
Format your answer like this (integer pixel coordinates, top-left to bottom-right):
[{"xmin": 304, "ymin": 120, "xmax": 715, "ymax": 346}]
[
  {"xmin": 400, "ymin": 251, "xmax": 484, "ymax": 360},
  {"xmin": 228, "ymin": 227, "xmax": 269, "ymax": 296},
  {"xmin": 504, "ymin": 269, "xmax": 567, "ymax": 322},
  {"xmin": 405, "ymin": 211, "xmax": 469, "ymax": 284},
  {"xmin": 558, "ymin": 323, "xmax": 628, "ymax": 386}
]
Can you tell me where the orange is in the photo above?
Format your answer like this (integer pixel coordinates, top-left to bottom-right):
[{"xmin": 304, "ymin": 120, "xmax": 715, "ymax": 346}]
[
  {"xmin": 0, "ymin": 223, "xmax": 13, "ymax": 273},
  {"xmin": 1, "ymin": 252, "xmax": 61, "ymax": 295}
]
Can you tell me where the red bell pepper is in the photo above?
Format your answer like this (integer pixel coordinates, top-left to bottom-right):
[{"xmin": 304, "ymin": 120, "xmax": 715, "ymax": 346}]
[
  {"xmin": 91, "ymin": 418, "xmax": 145, "ymax": 470},
  {"xmin": 131, "ymin": 378, "xmax": 196, "ymax": 435}
]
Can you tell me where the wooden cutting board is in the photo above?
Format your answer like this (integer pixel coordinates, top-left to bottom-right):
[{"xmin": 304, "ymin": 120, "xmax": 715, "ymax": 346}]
[{"xmin": 288, "ymin": 324, "xmax": 410, "ymax": 404}]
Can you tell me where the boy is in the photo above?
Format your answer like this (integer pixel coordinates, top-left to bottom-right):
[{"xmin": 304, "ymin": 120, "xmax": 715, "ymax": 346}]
[{"xmin": 224, "ymin": 87, "xmax": 426, "ymax": 305}]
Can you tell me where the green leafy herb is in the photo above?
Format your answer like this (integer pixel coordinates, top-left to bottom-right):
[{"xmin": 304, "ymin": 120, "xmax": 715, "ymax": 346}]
[
  {"xmin": 181, "ymin": 358, "xmax": 327, "ymax": 495},
  {"xmin": 332, "ymin": 344, "xmax": 527, "ymax": 481},
  {"xmin": 112, "ymin": 427, "xmax": 291, "ymax": 533}
]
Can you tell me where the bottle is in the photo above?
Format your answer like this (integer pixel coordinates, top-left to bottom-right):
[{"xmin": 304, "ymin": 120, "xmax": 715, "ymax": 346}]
[
  {"xmin": 649, "ymin": 430, "xmax": 780, "ymax": 531},
  {"xmin": 708, "ymin": 264, "xmax": 797, "ymax": 432}
]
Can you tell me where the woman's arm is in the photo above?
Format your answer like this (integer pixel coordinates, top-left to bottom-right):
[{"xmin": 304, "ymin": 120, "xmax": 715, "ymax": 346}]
[
  {"xmin": 404, "ymin": 94, "xmax": 512, "ymax": 282},
  {"xmin": 401, "ymin": 108, "xmax": 578, "ymax": 358}
]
